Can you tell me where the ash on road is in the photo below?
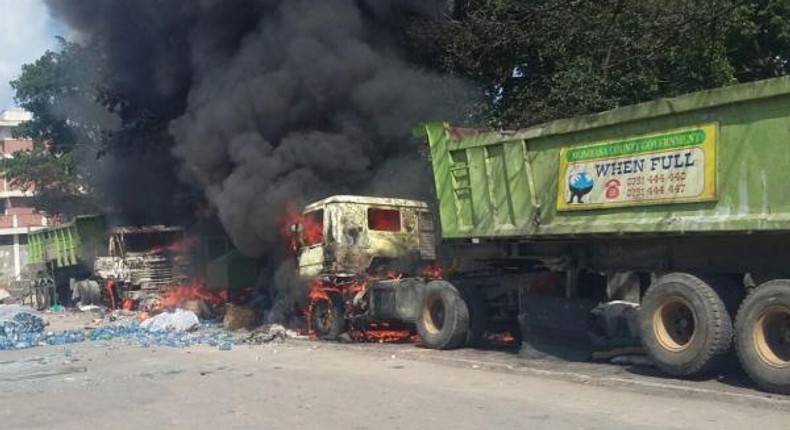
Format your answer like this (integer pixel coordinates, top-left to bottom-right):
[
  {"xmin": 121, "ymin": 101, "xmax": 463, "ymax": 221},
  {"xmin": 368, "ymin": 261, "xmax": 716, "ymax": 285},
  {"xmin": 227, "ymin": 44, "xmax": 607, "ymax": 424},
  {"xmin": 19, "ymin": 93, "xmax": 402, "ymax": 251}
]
[{"xmin": 0, "ymin": 338, "xmax": 788, "ymax": 430}]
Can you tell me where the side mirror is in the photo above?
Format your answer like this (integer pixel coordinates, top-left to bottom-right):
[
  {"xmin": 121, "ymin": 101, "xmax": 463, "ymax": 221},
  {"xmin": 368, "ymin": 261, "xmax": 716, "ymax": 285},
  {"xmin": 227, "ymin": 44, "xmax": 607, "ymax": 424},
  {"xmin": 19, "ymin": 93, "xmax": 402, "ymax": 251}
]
[{"xmin": 290, "ymin": 223, "xmax": 303, "ymax": 234}]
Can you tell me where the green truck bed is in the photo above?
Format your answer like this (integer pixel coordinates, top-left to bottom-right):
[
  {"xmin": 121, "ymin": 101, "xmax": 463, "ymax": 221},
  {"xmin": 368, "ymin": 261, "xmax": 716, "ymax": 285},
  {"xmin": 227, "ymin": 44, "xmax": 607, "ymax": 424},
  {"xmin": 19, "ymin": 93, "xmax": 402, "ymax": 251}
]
[
  {"xmin": 27, "ymin": 215, "xmax": 107, "ymax": 268},
  {"xmin": 421, "ymin": 76, "xmax": 790, "ymax": 240}
]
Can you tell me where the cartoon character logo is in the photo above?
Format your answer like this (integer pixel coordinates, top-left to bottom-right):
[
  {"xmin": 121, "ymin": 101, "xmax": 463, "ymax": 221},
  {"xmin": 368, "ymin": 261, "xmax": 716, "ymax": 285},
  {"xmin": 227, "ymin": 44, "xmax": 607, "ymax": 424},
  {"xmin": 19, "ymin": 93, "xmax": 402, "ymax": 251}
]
[
  {"xmin": 604, "ymin": 179, "xmax": 621, "ymax": 200},
  {"xmin": 567, "ymin": 170, "xmax": 594, "ymax": 204}
]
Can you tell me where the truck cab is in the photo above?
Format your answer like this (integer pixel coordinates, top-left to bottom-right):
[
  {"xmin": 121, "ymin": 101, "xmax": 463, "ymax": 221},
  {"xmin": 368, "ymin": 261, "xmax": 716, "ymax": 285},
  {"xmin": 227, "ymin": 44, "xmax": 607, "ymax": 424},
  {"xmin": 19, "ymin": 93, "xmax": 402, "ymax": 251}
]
[
  {"xmin": 94, "ymin": 225, "xmax": 190, "ymax": 290},
  {"xmin": 294, "ymin": 195, "xmax": 436, "ymax": 279}
]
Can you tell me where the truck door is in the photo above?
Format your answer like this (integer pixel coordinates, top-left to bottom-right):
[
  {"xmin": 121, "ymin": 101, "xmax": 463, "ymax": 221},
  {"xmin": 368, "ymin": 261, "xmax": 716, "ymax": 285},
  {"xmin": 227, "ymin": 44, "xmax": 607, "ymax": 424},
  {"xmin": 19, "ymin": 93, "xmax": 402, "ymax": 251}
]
[{"xmin": 297, "ymin": 210, "xmax": 325, "ymax": 278}]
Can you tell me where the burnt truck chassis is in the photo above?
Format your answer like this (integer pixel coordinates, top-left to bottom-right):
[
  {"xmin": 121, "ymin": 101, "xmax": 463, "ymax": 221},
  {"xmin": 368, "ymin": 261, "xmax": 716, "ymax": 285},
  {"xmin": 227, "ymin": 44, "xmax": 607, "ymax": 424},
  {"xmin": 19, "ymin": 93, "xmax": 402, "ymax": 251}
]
[
  {"xmin": 308, "ymin": 272, "xmax": 488, "ymax": 349},
  {"xmin": 299, "ymin": 196, "xmax": 541, "ymax": 349},
  {"xmin": 305, "ymin": 249, "xmax": 532, "ymax": 350}
]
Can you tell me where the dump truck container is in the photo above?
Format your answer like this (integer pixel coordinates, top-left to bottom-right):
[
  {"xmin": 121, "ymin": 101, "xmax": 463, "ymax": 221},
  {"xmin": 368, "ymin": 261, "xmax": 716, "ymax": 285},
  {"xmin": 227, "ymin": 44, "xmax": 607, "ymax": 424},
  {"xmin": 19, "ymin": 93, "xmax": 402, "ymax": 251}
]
[
  {"xmin": 419, "ymin": 76, "xmax": 790, "ymax": 394},
  {"xmin": 27, "ymin": 215, "xmax": 107, "ymax": 271},
  {"xmin": 422, "ymin": 76, "xmax": 790, "ymax": 240}
]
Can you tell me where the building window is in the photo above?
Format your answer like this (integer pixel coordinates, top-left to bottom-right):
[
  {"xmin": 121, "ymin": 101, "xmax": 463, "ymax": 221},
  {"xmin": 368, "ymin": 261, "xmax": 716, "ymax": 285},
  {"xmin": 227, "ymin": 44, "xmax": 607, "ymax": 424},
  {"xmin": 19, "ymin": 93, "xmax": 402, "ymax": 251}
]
[{"xmin": 367, "ymin": 208, "xmax": 401, "ymax": 232}]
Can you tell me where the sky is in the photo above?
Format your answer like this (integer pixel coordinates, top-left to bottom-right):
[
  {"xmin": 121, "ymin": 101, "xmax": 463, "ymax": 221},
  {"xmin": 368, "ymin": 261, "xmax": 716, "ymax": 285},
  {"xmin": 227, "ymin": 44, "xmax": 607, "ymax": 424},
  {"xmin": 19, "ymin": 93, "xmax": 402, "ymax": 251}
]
[{"xmin": 0, "ymin": 0, "xmax": 65, "ymax": 111}]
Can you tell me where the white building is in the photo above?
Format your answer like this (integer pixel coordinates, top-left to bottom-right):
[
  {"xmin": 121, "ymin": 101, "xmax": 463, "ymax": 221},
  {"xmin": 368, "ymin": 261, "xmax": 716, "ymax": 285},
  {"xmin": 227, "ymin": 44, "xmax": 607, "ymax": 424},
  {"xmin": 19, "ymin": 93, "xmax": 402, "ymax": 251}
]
[{"xmin": 0, "ymin": 109, "xmax": 48, "ymax": 282}]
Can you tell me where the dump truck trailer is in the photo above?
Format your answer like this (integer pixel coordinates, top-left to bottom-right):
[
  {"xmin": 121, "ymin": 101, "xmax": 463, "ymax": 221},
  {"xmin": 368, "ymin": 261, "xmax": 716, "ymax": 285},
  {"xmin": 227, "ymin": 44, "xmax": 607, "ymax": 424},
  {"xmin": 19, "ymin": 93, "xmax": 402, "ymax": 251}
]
[
  {"xmin": 418, "ymin": 76, "xmax": 790, "ymax": 394},
  {"xmin": 293, "ymin": 76, "xmax": 790, "ymax": 394}
]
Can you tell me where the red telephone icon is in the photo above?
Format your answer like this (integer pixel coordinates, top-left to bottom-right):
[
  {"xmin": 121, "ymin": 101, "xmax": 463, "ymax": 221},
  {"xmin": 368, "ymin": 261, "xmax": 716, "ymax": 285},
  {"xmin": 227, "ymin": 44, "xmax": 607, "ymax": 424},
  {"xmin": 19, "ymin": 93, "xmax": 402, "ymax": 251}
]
[{"xmin": 605, "ymin": 179, "xmax": 621, "ymax": 199}]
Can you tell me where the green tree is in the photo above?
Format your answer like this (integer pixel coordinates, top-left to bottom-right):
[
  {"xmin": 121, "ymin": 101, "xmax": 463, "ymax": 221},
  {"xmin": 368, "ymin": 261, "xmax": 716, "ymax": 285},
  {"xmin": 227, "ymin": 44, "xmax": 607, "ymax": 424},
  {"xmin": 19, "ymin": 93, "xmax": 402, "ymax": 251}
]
[
  {"xmin": 7, "ymin": 37, "xmax": 200, "ymax": 223},
  {"xmin": 6, "ymin": 40, "xmax": 107, "ymax": 216},
  {"xmin": 728, "ymin": 0, "xmax": 790, "ymax": 81},
  {"xmin": 413, "ymin": 0, "xmax": 788, "ymax": 128}
]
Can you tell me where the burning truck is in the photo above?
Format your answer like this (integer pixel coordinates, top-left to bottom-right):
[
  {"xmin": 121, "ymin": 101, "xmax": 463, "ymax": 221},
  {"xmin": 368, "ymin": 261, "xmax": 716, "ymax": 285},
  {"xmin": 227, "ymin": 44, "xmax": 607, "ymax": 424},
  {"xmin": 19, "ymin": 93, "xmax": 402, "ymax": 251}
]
[
  {"xmin": 26, "ymin": 215, "xmax": 192, "ymax": 308},
  {"xmin": 290, "ymin": 76, "xmax": 790, "ymax": 395},
  {"xmin": 289, "ymin": 195, "xmax": 512, "ymax": 348}
]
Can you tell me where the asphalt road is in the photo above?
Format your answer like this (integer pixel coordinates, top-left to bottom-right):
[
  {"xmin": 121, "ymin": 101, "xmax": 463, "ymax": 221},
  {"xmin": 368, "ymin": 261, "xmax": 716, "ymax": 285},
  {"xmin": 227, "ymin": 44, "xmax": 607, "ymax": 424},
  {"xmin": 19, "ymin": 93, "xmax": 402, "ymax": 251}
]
[{"xmin": 0, "ymin": 337, "xmax": 788, "ymax": 430}]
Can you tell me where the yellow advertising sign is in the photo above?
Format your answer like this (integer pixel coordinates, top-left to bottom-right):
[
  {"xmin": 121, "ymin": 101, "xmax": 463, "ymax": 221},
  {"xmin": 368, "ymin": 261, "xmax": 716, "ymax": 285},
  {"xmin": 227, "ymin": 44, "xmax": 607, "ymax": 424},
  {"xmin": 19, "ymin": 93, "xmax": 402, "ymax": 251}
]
[{"xmin": 557, "ymin": 124, "xmax": 717, "ymax": 211}]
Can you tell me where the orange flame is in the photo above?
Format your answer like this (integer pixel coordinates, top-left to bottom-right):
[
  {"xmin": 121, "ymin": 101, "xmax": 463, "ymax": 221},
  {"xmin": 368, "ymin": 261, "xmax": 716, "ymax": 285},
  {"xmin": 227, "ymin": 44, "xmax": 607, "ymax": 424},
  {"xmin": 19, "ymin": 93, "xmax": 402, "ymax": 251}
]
[
  {"xmin": 279, "ymin": 202, "xmax": 324, "ymax": 253},
  {"xmin": 492, "ymin": 331, "xmax": 517, "ymax": 344},
  {"xmin": 422, "ymin": 263, "xmax": 443, "ymax": 279},
  {"xmin": 149, "ymin": 238, "xmax": 194, "ymax": 254},
  {"xmin": 305, "ymin": 275, "xmax": 421, "ymax": 344},
  {"xmin": 352, "ymin": 322, "xmax": 418, "ymax": 343},
  {"xmin": 154, "ymin": 279, "xmax": 228, "ymax": 311}
]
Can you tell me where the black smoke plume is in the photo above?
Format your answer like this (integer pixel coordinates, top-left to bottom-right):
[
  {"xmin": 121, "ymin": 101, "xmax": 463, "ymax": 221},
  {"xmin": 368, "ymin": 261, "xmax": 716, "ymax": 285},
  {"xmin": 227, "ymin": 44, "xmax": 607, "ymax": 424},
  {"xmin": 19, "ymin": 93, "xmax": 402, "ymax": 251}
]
[{"xmin": 46, "ymin": 0, "xmax": 470, "ymax": 259}]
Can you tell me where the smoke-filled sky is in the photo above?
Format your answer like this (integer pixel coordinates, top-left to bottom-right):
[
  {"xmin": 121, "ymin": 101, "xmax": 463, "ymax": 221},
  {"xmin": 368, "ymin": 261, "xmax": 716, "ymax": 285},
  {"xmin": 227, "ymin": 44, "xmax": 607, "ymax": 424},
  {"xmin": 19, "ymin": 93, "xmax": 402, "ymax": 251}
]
[{"xmin": 44, "ymin": 0, "xmax": 471, "ymax": 257}]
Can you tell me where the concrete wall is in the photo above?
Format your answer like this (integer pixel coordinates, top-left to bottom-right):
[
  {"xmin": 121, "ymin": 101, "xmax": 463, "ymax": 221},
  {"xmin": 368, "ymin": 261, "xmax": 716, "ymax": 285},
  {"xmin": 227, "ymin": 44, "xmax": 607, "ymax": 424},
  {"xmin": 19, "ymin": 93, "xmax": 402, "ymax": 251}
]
[{"xmin": 0, "ymin": 234, "xmax": 29, "ymax": 286}]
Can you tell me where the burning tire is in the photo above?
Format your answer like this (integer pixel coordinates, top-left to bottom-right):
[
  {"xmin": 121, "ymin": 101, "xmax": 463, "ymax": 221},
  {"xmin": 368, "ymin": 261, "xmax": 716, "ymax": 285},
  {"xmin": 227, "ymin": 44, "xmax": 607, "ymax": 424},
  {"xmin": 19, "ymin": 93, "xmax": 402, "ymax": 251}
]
[
  {"xmin": 310, "ymin": 293, "xmax": 346, "ymax": 341},
  {"xmin": 735, "ymin": 280, "xmax": 790, "ymax": 394},
  {"xmin": 640, "ymin": 273, "xmax": 735, "ymax": 376},
  {"xmin": 416, "ymin": 281, "xmax": 469, "ymax": 350}
]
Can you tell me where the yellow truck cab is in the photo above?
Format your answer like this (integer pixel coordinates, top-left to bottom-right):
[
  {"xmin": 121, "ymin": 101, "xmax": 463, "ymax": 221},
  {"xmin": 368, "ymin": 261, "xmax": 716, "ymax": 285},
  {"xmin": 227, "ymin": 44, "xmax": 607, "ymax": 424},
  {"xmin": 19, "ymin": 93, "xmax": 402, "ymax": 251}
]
[{"xmin": 295, "ymin": 195, "xmax": 435, "ymax": 279}]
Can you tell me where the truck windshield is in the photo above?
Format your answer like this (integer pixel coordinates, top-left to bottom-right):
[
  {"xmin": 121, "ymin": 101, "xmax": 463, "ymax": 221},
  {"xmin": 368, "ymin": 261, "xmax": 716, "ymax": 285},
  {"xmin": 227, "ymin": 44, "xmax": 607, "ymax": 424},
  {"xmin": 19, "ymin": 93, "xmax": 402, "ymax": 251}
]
[{"xmin": 123, "ymin": 231, "xmax": 183, "ymax": 253}]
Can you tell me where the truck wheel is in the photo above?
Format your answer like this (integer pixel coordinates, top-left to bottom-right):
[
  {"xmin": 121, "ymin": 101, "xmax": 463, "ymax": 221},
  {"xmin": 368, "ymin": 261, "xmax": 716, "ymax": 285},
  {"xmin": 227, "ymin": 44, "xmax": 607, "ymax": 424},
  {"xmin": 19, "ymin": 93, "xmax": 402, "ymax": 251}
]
[
  {"xmin": 458, "ymin": 284, "xmax": 487, "ymax": 347},
  {"xmin": 735, "ymin": 280, "xmax": 790, "ymax": 394},
  {"xmin": 310, "ymin": 294, "xmax": 346, "ymax": 341},
  {"xmin": 417, "ymin": 281, "xmax": 469, "ymax": 350},
  {"xmin": 640, "ymin": 273, "xmax": 734, "ymax": 376}
]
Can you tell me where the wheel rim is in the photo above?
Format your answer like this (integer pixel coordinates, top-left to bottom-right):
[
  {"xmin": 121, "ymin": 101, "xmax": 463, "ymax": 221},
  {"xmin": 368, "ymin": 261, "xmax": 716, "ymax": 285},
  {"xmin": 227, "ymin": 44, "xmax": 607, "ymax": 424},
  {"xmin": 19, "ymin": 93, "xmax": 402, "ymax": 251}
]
[
  {"xmin": 752, "ymin": 305, "xmax": 790, "ymax": 369},
  {"xmin": 312, "ymin": 300, "xmax": 334, "ymax": 335},
  {"xmin": 422, "ymin": 295, "xmax": 445, "ymax": 334},
  {"xmin": 653, "ymin": 297, "xmax": 697, "ymax": 353}
]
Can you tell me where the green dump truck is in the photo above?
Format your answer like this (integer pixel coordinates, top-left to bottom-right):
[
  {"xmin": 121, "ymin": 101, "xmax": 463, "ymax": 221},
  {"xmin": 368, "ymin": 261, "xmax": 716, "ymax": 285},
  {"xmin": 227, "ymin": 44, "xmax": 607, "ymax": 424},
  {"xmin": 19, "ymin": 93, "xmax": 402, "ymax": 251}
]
[
  {"xmin": 419, "ymin": 76, "xmax": 790, "ymax": 394},
  {"xmin": 27, "ymin": 215, "xmax": 190, "ymax": 301},
  {"xmin": 291, "ymin": 76, "xmax": 790, "ymax": 394}
]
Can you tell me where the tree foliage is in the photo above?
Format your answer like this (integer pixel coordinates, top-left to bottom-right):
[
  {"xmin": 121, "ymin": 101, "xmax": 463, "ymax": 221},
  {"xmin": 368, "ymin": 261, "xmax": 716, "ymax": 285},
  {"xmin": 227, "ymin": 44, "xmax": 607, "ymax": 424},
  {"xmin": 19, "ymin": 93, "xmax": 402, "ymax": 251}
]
[
  {"xmin": 728, "ymin": 0, "xmax": 790, "ymax": 81},
  {"xmin": 5, "ymin": 40, "xmax": 110, "ymax": 217},
  {"xmin": 6, "ymin": 35, "xmax": 199, "ymax": 222},
  {"xmin": 412, "ymin": 0, "xmax": 790, "ymax": 128}
]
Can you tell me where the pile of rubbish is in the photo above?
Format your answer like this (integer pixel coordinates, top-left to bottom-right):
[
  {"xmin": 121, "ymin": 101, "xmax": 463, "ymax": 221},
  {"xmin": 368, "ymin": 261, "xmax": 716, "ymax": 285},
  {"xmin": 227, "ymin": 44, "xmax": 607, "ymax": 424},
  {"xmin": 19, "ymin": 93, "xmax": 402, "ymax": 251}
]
[
  {"xmin": 0, "ymin": 305, "xmax": 46, "ymax": 350},
  {"xmin": 43, "ymin": 323, "xmax": 238, "ymax": 350},
  {"xmin": 0, "ymin": 304, "xmax": 275, "ymax": 351},
  {"xmin": 241, "ymin": 324, "xmax": 295, "ymax": 345}
]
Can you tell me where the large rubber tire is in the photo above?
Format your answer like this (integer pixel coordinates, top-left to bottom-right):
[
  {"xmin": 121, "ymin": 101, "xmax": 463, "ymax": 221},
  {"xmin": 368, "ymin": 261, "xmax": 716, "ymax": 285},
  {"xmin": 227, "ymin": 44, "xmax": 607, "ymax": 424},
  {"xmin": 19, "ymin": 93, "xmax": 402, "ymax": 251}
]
[
  {"xmin": 458, "ymin": 284, "xmax": 487, "ymax": 347},
  {"xmin": 640, "ymin": 273, "xmax": 735, "ymax": 377},
  {"xmin": 735, "ymin": 280, "xmax": 790, "ymax": 394},
  {"xmin": 310, "ymin": 293, "xmax": 346, "ymax": 341},
  {"xmin": 416, "ymin": 280, "xmax": 469, "ymax": 350}
]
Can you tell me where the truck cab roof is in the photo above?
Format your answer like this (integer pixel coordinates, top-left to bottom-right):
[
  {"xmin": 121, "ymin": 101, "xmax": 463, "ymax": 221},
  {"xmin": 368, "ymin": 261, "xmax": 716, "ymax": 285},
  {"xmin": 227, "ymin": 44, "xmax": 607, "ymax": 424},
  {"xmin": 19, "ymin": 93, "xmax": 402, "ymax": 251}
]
[{"xmin": 303, "ymin": 195, "xmax": 429, "ymax": 212}]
